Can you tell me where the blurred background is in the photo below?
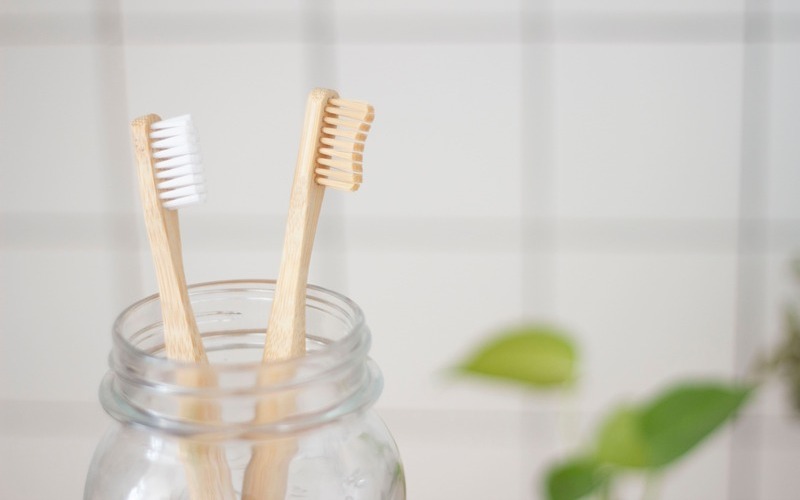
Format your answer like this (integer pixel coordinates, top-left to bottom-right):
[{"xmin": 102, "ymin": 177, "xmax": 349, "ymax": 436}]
[{"xmin": 1, "ymin": 0, "xmax": 799, "ymax": 498}]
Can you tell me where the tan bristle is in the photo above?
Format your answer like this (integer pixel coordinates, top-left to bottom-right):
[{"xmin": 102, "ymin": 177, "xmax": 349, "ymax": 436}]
[
  {"xmin": 319, "ymin": 147, "xmax": 362, "ymax": 162},
  {"xmin": 318, "ymin": 156, "xmax": 361, "ymax": 171},
  {"xmin": 321, "ymin": 137, "xmax": 364, "ymax": 152},
  {"xmin": 315, "ymin": 167, "xmax": 363, "ymax": 184},
  {"xmin": 315, "ymin": 97, "xmax": 374, "ymax": 191},
  {"xmin": 322, "ymin": 127, "xmax": 367, "ymax": 142},
  {"xmin": 323, "ymin": 116, "xmax": 371, "ymax": 132},
  {"xmin": 329, "ymin": 97, "xmax": 371, "ymax": 111},
  {"xmin": 316, "ymin": 177, "xmax": 360, "ymax": 191}
]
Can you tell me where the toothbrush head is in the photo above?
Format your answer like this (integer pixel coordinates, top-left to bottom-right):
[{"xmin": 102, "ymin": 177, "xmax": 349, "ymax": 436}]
[
  {"xmin": 315, "ymin": 97, "xmax": 375, "ymax": 192},
  {"xmin": 149, "ymin": 114, "xmax": 207, "ymax": 209}
]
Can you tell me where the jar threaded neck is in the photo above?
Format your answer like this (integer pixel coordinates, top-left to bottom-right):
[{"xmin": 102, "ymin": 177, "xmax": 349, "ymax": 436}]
[{"xmin": 100, "ymin": 280, "xmax": 382, "ymax": 439}]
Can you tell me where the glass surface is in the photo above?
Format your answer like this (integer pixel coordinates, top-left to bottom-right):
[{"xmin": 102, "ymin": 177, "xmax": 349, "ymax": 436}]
[{"xmin": 84, "ymin": 280, "xmax": 405, "ymax": 500}]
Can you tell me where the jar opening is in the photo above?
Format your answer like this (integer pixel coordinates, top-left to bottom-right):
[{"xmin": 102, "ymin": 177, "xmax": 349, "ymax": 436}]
[
  {"xmin": 113, "ymin": 279, "xmax": 366, "ymax": 369},
  {"xmin": 101, "ymin": 280, "xmax": 382, "ymax": 438}
]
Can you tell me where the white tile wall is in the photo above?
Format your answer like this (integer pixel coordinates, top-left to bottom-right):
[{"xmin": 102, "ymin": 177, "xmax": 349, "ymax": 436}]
[
  {"xmin": 769, "ymin": 0, "xmax": 800, "ymax": 11},
  {"xmin": 3, "ymin": 0, "xmax": 96, "ymax": 14},
  {"xmin": 0, "ymin": 434, "xmax": 99, "ymax": 498},
  {"xmin": 121, "ymin": 0, "xmax": 302, "ymax": 14},
  {"xmin": 334, "ymin": 0, "xmax": 522, "ymax": 13},
  {"xmin": 553, "ymin": 44, "xmax": 742, "ymax": 220},
  {"xmin": 1, "ymin": 2, "xmax": 798, "ymax": 500},
  {"xmin": 767, "ymin": 44, "xmax": 800, "ymax": 220},
  {"xmin": 554, "ymin": 0, "xmax": 745, "ymax": 13},
  {"xmin": 0, "ymin": 249, "xmax": 116, "ymax": 401},
  {"xmin": 124, "ymin": 43, "xmax": 309, "ymax": 217},
  {"xmin": 349, "ymin": 250, "xmax": 525, "ymax": 412},
  {"xmin": 758, "ymin": 414, "xmax": 800, "ymax": 500},
  {"xmin": 382, "ymin": 409, "xmax": 529, "ymax": 499},
  {"xmin": 553, "ymin": 253, "xmax": 738, "ymax": 412},
  {"xmin": 0, "ymin": 401, "xmax": 105, "ymax": 499},
  {"xmin": 0, "ymin": 47, "xmax": 111, "ymax": 215},
  {"xmin": 335, "ymin": 43, "xmax": 523, "ymax": 218}
]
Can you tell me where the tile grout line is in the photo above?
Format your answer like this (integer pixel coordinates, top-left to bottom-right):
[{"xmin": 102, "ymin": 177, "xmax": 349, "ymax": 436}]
[
  {"xmin": 301, "ymin": 0, "xmax": 349, "ymax": 292},
  {"xmin": 6, "ymin": 213, "xmax": 799, "ymax": 254},
  {"xmin": 520, "ymin": 0, "xmax": 558, "ymax": 496},
  {"xmin": 520, "ymin": 0, "xmax": 557, "ymax": 320},
  {"xmin": 3, "ymin": 11, "xmax": 800, "ymax": 46},
  {"xmin": 728, "ymin": 1, "xmax": 771, "ymax": 499},
  {"xmin": 92, "ymin": 1, "xmax": 145, "ymax": 308}
]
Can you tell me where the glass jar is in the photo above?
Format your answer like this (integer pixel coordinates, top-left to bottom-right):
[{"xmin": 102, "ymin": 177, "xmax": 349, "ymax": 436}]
[{"xmin": 84, "ymin": 280, "xmax": 405, "ymax": 500}]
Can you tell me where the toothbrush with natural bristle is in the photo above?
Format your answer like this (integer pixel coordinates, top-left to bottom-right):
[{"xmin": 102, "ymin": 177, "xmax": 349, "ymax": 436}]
[
  {"xmin": 131, "ymin": 114, "xmax": 235, "ymax": 500},
  {"xmin": 264, "ymin": 88, "xmax": 372, "ymax": 361},
  {"xmin": 241, "ymin": 89, "xmax": 374, "ymax": 499}
]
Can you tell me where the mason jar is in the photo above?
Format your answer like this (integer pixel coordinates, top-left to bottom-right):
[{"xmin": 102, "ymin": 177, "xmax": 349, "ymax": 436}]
[{"xmin": 84, "ymin": 280, "xmax": 405, "ymax": 499}]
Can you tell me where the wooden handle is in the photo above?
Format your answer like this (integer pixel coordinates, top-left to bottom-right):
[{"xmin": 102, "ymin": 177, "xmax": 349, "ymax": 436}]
[
  {"xmin": 241, "ymin": 435, "xmax": 297, "ymax": 500},
  {"xmin": 132, "ymin": 115, "xmax": 206, "ymax": 363},
  {"xmin": 242, "ymin": 88, "xmax": 340, "ymax": 500},
  {"xmin": 131, "ymin": 115, "xmax": 235, "ymax": 500},
  {"xmin": 263, "ymin": 88, "xmax": 340, "ymax": 362}
]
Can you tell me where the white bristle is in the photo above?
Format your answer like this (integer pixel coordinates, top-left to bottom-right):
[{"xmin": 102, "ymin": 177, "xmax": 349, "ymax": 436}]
[
  {"xmin": 149, "ymin": 114, "xmax": 205, "ymax": 210},
  {"xmin": 155, "ymin": 163, "xmax": 199, "ymax": 179},
  {"xmin": 151, "ymin": 114, "xmax": 192, "ymax": 129},
  {"xmin": 157, "ymin": 173, "xmax": 206, "ymax": 190},
  {"xmin": 155, "ymin": 153, "xmax": 202, "ymax": 169}
]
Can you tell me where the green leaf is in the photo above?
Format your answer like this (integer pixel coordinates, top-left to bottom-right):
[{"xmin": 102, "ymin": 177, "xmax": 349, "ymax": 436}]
[
  {"xmin": 595, "ymin": 406, "xmax": 649, "ymax": 468},
  {"xmin": 639, "ymin": 383, "xmax": 752, "ymax": 467},
  {"xmin": 545, "ymin": 458, "xmax": 609, "ymax": 500},
  {"xmin": 457, "ymin": 325, "xmax": 577, "ymax": 388},
  {"xmin": 595, "ymin": 382, "xmax": 752, "ymax": 470}
]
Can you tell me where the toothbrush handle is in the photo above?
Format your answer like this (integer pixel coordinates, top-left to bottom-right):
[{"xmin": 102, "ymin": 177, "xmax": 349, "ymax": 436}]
[
  {"xmin": 243, "ymin": 88, "xmax": 339, "ymax": 500},
  {"xmin": 132, "ymin": 116, "xmax": 236, "ymax": 500}
]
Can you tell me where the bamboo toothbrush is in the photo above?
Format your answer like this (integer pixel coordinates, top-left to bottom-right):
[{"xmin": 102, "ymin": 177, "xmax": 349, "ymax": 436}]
[
  {"xmin": 131, "ymin": 114, "xmax": 236, "ymax": 500},
  {"xmin": 241, "ymin": 88, "xmax": 375, "ymax": 499}
]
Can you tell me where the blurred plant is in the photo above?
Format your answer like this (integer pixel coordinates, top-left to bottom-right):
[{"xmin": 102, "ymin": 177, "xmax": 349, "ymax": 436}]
[
  {"xmin": 754, "ymin": 259, "xmax": 800, "ymax": 412},
  {"xmin": 456, "ymin": 325, "xmax": 751, "ymax": 500},
  {"xmin": 546, "ymin": 383, "xmax": 750, "ymax": 500},
  {"xmin": 456, "ymin": 325, "xmax": 578, "ymax": 389},
  {"xmin": 456, "ymin": 259, "xmax": 800, "ymax": 499}
]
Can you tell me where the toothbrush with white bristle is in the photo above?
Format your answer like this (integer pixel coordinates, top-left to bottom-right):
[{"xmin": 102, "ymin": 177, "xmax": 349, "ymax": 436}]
[
  {"xmin": 151, "ymin": 114, "xmax": 207, "ymax": 209},
  {"xmin": 131, "ymin": 113, "xmax": 235, "ymax": 500}
]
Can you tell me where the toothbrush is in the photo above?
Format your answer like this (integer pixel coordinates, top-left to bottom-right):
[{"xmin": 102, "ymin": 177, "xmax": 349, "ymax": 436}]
[
  {"xmin": 131, "ymin": 114, "xmax": 236, "ymax": 500},
  {"xmin": 241, "ymin": 89, "xmax": 374, "ymax": 499},
  {"xmin": 264, "ymin": 88, "xmax": 373, "ymax": 361}
]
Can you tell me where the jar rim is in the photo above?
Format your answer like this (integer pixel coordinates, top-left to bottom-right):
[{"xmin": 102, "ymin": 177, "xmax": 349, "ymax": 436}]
[
  {"xmin": 112, "ymin": 279, "xmax": 367, "ymax": 372},
  {"xmin": 104, "ymin": 279, "xmax": 381, "ymax": 437}
]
